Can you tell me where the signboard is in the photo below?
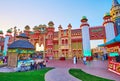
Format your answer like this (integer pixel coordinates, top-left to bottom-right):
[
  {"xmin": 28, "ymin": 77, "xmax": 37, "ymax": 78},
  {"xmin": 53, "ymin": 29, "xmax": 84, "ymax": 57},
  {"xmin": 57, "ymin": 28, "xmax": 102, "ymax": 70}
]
[{"xmin": 89, "ymin": 26, "xmax": 106, "ymax": 40}]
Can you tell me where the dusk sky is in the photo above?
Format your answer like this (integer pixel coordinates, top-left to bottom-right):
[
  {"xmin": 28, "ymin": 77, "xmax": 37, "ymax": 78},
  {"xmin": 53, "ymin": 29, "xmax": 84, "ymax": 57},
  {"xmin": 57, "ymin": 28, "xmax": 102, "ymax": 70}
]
[{"xmin": 0, "ymin": 0, "xmax": 117, "ymax": 48}]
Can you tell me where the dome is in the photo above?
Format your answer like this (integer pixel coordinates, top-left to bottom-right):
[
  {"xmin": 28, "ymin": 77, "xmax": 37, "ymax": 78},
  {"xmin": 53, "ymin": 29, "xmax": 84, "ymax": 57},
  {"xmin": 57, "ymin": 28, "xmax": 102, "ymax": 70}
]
[
  {"xmin": 81, "ymin": 16, "xmax": 88, "ymax": 22},
  {"xmin": 48, "ymin": 21, "xmax": 54, "ymax": 27},
  {"xmin": 104, "ymin": 12, "xmax": 111, "ymax": 17},
  {"xmin": 82, "ymin": 16, "xmax": 87, "ymax": 20},
  {"xmin": 0, "ymin": 30, "xmax": 3, "ymax": 34},
  {"xmin": 7, "ymin": 29, "xmax": 12, "ymax": 33},
  {"xmin": 8, "ymin": 40, "xmax": 34, "ymax": 49}
]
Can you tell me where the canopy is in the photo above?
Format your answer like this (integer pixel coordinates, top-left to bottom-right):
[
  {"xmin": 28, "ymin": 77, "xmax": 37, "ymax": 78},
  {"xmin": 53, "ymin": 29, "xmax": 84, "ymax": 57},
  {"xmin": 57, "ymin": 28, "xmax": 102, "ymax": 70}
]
[{"xmin": 98, "ymin": 34, "xmax": 120, "ymax": 47}]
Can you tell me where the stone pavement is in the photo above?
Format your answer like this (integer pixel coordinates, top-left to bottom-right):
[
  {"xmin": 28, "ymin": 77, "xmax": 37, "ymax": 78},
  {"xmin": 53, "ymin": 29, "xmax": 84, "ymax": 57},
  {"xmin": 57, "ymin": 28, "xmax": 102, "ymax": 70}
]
[
  {"xmin": 45, "ymin": 59, "xmax": 120, "ymax": 81},
  {"xmin": 0, "ymin": 67, "xmax": 15, "ymax": 72},
  {"xmin": 45, "ymin": 68, "xmax": 81, "ymax": 81}
]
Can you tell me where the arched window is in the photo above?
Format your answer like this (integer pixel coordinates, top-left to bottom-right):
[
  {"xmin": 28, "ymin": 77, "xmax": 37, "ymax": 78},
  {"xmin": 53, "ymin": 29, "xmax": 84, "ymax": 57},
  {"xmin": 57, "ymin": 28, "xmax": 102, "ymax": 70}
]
[
  {"xmin": 62, "ymin": 40, "xmax": 64, "ymax": 45},
  {"xmin": 65, "ymin": 39, "xmax": 68, "ymax": 45}
]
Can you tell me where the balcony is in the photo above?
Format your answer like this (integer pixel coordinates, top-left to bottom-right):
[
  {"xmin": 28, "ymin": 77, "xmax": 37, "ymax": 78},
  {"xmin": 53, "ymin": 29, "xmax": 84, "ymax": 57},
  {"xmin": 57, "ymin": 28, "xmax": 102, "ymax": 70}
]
[{"xmin": 61, "ymin": 45, "xmax": 69, "ymax": 49}]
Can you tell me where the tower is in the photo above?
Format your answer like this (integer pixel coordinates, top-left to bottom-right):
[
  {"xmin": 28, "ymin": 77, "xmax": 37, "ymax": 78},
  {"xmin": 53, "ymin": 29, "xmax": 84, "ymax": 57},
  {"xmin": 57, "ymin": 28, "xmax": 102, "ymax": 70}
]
[
  {"xmin": 110, "ymin": 0, "xmax": 120, "ymax": 34},
  {"xmin": 103, "ymin": 13, "xmax": 115, "ymax": 42},
  {"xmin": 58, "ymin": 25, "xmax": 62, "ymax": 58},
  {"xmin": 80, "ymin": 16, "xmax": 91, "ymax": 56},
  {"xmin": 46, "ymin": 21, "xmax": 55, "ymax": 59}
]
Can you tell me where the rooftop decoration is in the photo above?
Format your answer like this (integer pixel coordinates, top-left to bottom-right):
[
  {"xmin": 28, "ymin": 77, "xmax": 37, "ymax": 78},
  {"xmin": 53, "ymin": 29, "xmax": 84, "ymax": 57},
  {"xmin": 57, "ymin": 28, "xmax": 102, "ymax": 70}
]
[
  {"xmin": 82, "ymin": 16, "xmax": 87, "ymax": 20},
  {"xmin": 0, "ymin": 30, "xmax": 3, "ymax": 34},
  {"xmin": 33, "ymin": 26, "xmax": 39, "ymax": 31},
  {"xmin": 7, "ymin": 29, "xmax": 12, "ymax": 33},
  {"xmin": 24, "ymin": 25, "xmax": 30, "ymax": 31},
  {"xmin": 39, "ymin": 24, "xmax": 47, "ymax": 28},
  {"xmin": 68, "ymin": 23, "xmax": 72, "ymax": 27},
  {"xmin": 104, "ymin": 12, "xmax": 111, "ymax": 17},
  {"xmin": 58, "ymin": 25, "xmax": 62, "ymax": 29},
  {"xmin": 8, "ymin": 33, "xmax": 34, "ymax": 50},
  {"xmin": 81, "ymin": 16, "xmax": 88, "ymax": 22},
  {"xmin": 48, "ymin": 21, "xmax": 54, "ymax": 27}
]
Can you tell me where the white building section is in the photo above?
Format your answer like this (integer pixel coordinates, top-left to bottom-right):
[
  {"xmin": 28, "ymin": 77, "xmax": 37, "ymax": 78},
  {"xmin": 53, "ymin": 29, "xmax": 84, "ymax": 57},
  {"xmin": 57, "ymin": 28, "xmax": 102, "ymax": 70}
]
[
  {"xmin": 82, "ymin": 26, "xmax": 91, "ymax": 51},
  {"xmin": 105, "ymin": 23, "xmax": 115, "ymax": 42}
]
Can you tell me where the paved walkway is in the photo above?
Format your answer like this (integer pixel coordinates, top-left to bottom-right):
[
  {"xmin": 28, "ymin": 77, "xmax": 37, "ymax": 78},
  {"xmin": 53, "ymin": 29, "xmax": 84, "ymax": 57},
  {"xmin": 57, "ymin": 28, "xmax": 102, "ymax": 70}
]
[
  {"xmin": 0, "ymin": 67, "xmax": 15, "ymax": 72},
  {"xmin": 45, "ymin": 59, "xmax": 120, "ymax": 81},
  {"xmin": 45, "ymin": 68, "xmax": 81, "ymax": 81}
]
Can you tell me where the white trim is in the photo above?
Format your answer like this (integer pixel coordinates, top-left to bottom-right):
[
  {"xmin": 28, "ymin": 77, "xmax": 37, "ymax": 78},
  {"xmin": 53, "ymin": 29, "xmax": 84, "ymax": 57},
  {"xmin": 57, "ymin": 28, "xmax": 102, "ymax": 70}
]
[{"xmin": 108, "ymin": 68, "xmax": 120, "ymax": 75}]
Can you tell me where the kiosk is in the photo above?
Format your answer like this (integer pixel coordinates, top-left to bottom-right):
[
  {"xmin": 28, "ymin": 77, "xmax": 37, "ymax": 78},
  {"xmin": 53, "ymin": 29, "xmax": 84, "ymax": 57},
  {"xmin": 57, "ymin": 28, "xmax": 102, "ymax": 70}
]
[
  {"xmin": 7, "ymin": 33, "xmax": 35, "ymax": 71},
  {"xmin": 98, "ymin": 34, "xmax": 120, "ymax": 75}
]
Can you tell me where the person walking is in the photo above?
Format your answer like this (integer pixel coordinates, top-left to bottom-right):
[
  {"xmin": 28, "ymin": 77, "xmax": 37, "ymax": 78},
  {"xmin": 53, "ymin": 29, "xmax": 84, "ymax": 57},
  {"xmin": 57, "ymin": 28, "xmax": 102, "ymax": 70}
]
[
  {"xmin": 83, "ymin": 56, "xmax": 87, "ymax": 65},
  {"xmin": 73, "ymin": 56, "xmax": 77, "ymax": 64}
]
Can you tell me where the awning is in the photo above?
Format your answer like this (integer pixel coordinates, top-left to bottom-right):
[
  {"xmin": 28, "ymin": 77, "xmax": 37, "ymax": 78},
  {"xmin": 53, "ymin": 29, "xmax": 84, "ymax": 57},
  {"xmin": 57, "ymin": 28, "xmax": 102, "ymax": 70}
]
[{"xmin": 98, "ymin": 34, "xmax": 120, "ymax": 47}]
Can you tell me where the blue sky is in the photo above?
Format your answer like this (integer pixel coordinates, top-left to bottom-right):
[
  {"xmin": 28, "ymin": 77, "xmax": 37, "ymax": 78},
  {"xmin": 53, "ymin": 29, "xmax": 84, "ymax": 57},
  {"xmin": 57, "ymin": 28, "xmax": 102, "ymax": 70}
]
[{"xmin": 0, "ymin": 0, "xmax": 117, "ymax": 48}]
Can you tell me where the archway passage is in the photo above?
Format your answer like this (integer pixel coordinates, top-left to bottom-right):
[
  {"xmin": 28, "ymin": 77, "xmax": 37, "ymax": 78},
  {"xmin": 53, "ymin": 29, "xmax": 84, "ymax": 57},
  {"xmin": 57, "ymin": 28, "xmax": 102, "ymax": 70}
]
[{"xmin": 35, "ymin": 43, "xmax": 44, "ymax": 52}]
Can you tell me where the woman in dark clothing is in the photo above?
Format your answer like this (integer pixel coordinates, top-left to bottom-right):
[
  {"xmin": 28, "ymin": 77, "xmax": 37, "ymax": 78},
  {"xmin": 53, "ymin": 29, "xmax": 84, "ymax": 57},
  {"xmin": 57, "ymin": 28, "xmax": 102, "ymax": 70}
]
[
  {"xmin": 30, "ymin": 62, "xmax": 34, "ymax": 70},
  {"xmin": 33, "ymin": 62, "xmax": 37, "ymax": 70}
]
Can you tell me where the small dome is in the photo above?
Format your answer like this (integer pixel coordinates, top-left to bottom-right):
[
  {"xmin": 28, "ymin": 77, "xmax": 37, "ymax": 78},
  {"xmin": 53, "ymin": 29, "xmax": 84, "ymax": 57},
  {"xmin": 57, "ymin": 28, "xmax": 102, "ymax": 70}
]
[
  {"xmin": 8, "ymin": 40, "xmax": 34, "ymax": 49},
  {"xmin": 58, "ymin": 25, "xmax": 62, "ymax": 29},
  {"xmin": 48, "ymin": 21, "xmax": 54, "ymax": 27},
  {"xmin": 24, "ymin": 25, "xmax": 30, "ymax": 31},
  {"xmin": 43, "ymin": 24, "xmax": 47, "ymax": 27},
  {"xmin": 82, "ymin": 16, "xmax": 87, "ymax": 20},
  {"xmin": 104, "ymin": 12, "xmax": 111, "ymax": 17},
  {"xmin": 0, "ymin": 30, "xmax": 3, "ymax": 34},
  {"xmin": 81, "ymin": 16, "xmax": 88, "ymax": 22},
  {"xmin": 7, "ymin": 29, "xmax": 12, "ymax": 33},
  {"xmin": 68, "ymin": 24, "xmax": 72, "ymax": 27}
]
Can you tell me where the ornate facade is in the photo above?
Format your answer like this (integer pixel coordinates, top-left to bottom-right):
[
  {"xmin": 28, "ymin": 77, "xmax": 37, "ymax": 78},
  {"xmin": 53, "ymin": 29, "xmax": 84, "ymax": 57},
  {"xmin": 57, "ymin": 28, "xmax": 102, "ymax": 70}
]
[{"xmin": 0, "ymin": 0, "xmax": 119, "ymax": 59}]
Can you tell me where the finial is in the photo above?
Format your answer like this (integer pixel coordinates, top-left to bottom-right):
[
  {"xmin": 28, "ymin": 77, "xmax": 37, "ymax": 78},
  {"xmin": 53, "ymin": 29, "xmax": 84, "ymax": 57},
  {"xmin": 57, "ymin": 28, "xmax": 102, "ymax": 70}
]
[
  {"xmin": 58, "ymin": 25, "xmax": 62, "ymax": 29},
  {"xmin": 68, "ymin": 23, "xmax": 72, "ymax": 27}
]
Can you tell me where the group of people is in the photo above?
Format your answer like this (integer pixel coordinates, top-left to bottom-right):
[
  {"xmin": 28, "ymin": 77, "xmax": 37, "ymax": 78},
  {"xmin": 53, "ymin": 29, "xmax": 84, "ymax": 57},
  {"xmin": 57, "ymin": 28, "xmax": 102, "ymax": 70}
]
[
  {"xmin": 19, "ymin": 60, "xmax": 46, "ymax": 72},
  {"xmin": 30, "ymin": 61, "xmax": 46, "ymax": 70},
  {"xmin": 0, "ymin": 56, "xmax": 7, "ymax": 64}
]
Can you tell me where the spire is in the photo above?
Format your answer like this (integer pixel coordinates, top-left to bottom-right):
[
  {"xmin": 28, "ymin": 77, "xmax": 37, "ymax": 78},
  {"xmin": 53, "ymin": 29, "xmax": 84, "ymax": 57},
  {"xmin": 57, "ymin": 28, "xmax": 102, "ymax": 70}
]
[{"xmin": 112, "ymin": 0, "xmax": 119, "ymax": 7}]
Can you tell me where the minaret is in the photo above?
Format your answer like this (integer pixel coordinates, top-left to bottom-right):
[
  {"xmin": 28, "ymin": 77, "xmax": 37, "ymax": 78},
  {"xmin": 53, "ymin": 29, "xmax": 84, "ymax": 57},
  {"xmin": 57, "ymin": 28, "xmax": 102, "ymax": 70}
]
[
  {"xmin": 80, "ymin": 16, "xmax": 91, "ymax": 56},
  {"xmin": 110, "ymin": 0, "xmax": 120, "ymax": 34},
  {"xmin": 103, "ymin": 13, "xmax": 115, "ymax": 42}
]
